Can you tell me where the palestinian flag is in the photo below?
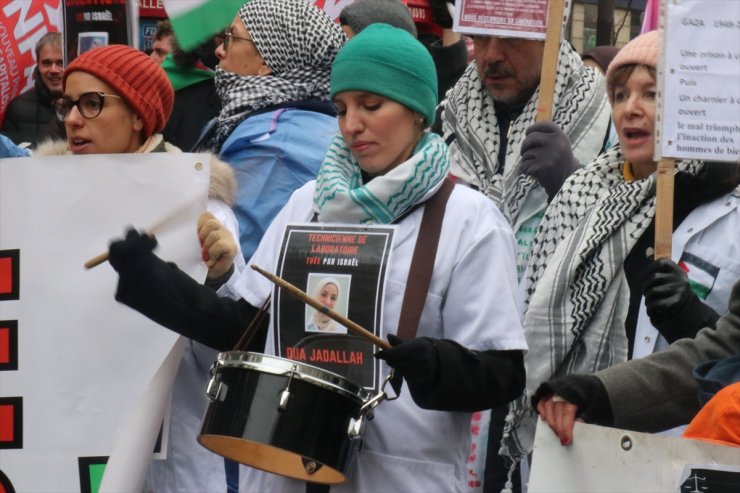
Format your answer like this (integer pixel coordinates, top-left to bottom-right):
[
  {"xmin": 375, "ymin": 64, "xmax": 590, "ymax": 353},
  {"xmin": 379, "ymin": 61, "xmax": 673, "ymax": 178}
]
[
  {"xmin": 162, "ymin": 0, "xmax": 245, "ymax": 51},
  {"xmin": 678, "ymin": 251, "xmax": 720, "ymax": 300}
]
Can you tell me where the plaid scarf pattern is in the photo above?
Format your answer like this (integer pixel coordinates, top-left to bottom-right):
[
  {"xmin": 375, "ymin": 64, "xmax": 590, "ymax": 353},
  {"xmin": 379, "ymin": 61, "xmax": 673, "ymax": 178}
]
[
  {"xmin": 208, "ymin": 0, "xmax": 344, "ymax": 150},
  {"xmin": 314, "ymin": 132, "xmax": 450, "ymax": 224},
  {"xmin": 501, "ymin": 148, "xmax": 704, "ymax": 463}
]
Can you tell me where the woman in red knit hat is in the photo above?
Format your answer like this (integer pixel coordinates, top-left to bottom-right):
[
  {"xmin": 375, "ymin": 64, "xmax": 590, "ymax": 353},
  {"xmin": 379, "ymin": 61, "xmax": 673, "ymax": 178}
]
[
  {"xmin": 36, "ymin": 44, "xmax": 240, "ymax": 280},
  {"xmin": 48, "ymin": 44, "xmax": 173, "ymax": 154}
]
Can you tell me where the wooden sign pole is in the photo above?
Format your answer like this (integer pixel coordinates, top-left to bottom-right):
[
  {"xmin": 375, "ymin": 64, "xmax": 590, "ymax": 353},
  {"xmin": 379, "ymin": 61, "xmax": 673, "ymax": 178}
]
[
  {"xmin": 535, "ymin": 0, "xmax": 565, "ymax": 122},
  {"xmin": 654, "ymin": 158, "xmax": 675, "ymax": 259}
]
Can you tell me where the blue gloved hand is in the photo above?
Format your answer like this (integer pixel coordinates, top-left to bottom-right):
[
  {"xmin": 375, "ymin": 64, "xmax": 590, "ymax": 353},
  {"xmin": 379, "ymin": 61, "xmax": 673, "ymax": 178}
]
[
  {"xmin": 520, "ymin": 121, "xmax": 580, "ymax": 200},
  {"xmin": 642, "ymin": 258, "xmax": 720, "ymax": 343}
]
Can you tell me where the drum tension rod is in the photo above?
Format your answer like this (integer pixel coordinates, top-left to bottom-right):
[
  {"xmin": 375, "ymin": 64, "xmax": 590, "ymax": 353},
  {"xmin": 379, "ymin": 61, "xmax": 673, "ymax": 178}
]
[{"xmin": 278, "ymin": 364, "xmax": 299, "ymax": 411}]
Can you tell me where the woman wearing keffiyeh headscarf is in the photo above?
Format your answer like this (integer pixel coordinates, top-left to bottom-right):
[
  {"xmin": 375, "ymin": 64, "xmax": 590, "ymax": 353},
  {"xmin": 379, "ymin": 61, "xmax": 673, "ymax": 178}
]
[
  {"xmin": 106, "ymin": 24, "xmax": 527, "ymax": 493},
  {"xmin": 501, "ymin": 30, "xmax": 740, "ymax": 483},
  {"xmin": 196, "ymin": 0, "xmax": 345, "ymax": 262}
]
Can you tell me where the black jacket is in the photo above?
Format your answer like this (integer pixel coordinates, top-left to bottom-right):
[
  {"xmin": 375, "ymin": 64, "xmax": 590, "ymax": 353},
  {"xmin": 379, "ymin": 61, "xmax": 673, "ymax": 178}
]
[
  {"xmin": 162, "ymin": 78, "xmax": 221, "ymax": 152},
  {"xmin": 1, "ymin": 67, "xmax": 58, "ymax": 146}
]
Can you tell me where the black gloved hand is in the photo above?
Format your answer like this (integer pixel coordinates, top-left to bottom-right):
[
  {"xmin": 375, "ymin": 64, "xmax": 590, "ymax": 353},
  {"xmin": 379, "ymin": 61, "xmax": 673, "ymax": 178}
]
[
  {"xmin": 532, "ymin": 374, "xmax": 614, "ymax": 426},
  {"xmin": 375, "ymin": 334, "xmax": 439, "ymax": 401},
  {"xmin": 520, "ymin": 121, "xmax": 580, "ymax": 200},
  {"xmin": 428, "ymin": 0, "xmax": 454, "ymax": 29},
  {"xmin": 642, "ymin": 258, "xmax": 721, "ymax": 343},
  {"xmin": 108, "ymin": 228, "xmax": 158, "ymax": 273}
]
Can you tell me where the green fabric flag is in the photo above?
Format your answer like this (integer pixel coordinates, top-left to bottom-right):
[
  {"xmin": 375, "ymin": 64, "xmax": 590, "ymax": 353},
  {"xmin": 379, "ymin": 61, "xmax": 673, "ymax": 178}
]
[
  {"xmin": 163, "ymin": 0, "xmax": 246, "ymax": 51},
  {"xmin": 161, "ymin": 55, "xmax": 214, "ymax": 91}
]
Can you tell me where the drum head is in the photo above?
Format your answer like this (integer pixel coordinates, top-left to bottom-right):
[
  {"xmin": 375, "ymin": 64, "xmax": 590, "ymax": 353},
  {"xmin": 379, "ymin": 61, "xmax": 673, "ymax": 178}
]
[{"xmin": 198, "ymin": 435, "xmax": 349, "ymax": 484}]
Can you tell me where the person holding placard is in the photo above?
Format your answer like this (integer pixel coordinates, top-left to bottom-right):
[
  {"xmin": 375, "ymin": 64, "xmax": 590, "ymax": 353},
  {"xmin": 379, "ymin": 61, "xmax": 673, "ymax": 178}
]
[
  {"xmin": 502, "ymin": 29, "xmax": 740, "ymax": 471},
  {"xmin": 105, "ymin": 24, "xmax": 527, "ymax": 493},
  {"xmin": 532, "ymin": 279, "xmax": 740, "ymax": 447},
  {"xmin": 442, "ymin": 21, "xmax": 612, "ymax": 279}
]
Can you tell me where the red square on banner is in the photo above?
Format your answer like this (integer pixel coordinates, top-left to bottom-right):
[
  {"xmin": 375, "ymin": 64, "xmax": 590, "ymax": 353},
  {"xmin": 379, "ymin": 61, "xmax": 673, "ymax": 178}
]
[
  {"xmin": 0, "ymin": 321, "xmax": 17, "ymax": 371},
  {"xmin": 0, "ymin": 328, "xmax": 9, "ymax": 363},
  {"xmin": 0, "ymin": 251, "xmax": 20, "ymax": 300},
  {"xmin": 0, "ymin": 404, "xmax": 14, "ymax": 442},
  {"xmin": 0, "ymin": 397, "xmax": 22, "ymax": 448},
  {"xmin": 0, "ymin": 258, "xmax": 11, "ymax": 294}
]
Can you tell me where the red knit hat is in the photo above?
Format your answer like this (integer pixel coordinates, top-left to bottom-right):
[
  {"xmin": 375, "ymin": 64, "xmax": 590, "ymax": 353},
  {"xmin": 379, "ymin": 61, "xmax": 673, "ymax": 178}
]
[
  {"xmin": 605, "ymin": 29, "xmax": 663, "ymax": 105},
  {"xmin": 63, "ymin": 45, "xmax": 174, "ymax": 137}
]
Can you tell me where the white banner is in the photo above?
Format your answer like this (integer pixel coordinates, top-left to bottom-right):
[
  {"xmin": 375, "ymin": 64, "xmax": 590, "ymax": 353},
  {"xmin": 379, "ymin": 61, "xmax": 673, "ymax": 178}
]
[
  {"xmin": 0, "ymin": 152, "xmax": 210, "ymax": 492},
  {"xmin": 657, "ymin": 0, "xmax": 740, "ymax": 162},
  {"xmin": 529, "ymin": 419, "xmax": 740, "ymax": 492}
]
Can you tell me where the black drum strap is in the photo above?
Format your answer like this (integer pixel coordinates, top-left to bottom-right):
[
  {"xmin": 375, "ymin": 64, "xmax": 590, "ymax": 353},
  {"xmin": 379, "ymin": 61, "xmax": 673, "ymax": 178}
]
[{"xmin": 396, "ymin": 178, "xmax": 455, "ymax": 341}]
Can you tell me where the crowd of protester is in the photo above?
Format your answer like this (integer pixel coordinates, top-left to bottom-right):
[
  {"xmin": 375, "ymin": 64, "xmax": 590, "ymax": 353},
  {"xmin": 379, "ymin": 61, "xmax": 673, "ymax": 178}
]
[{"xmin": 1, "ymin": 1, "xmax": 738, "ymax": 493}]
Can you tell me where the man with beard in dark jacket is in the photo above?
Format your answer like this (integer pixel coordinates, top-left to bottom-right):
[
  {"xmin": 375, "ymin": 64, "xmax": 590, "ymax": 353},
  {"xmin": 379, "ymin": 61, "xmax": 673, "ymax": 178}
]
[{"xmin": 2, "ymin": 32, "xmax": 63, "ymax": 146}]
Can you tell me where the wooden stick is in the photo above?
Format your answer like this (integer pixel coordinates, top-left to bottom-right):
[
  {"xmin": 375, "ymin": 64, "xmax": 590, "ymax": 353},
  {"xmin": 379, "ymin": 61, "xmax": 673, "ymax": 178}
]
[
  {"xmin": 654, "ymin": 158, "xmax": 675, "ymax": 259},
  {"xmin": 84, "ymin": 234, "xmax": 155, "ymax": 270},
  {"xmin": 250, "ymin": 264, "xmax": 391, "ymax": 350},
  {"xmin": 83, "ymin": 199, "xmax": 200, "ymax": 269},
  {"xmin": 535, "ymin": 0, "xmax": 565, "ymax": 122}
]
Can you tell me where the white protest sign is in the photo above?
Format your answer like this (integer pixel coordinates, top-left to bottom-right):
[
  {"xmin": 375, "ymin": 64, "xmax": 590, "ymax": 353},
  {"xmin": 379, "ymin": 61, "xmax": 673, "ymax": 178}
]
[
  {"xmin": 529, "ymin": 420, "xmax": 740, "ymax": 492},
  {"xmin": 657, "ymin": 0, "xmax": 740, "ymax": 162},
  {"xmin": 453, "ymin": 0, "xmax": 550, "ymax": 39},
  {"xmin": 0, "ymin": 153, "xmax": 210, "ymax": 492}
]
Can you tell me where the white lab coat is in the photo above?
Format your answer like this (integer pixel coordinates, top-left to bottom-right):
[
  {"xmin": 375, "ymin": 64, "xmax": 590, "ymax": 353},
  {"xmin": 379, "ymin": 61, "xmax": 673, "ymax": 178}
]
[
  {"xmin": 220, "ymin": 180, "xmax": 527, "ymax": 493},
  {"xmin": 633, "ymin": 188, "xmax": 740, "ymax": 358}
]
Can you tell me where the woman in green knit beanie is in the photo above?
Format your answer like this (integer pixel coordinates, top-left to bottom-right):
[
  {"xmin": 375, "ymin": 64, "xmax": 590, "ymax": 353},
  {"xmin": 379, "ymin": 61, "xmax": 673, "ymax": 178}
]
[{"xmin": 107, "ymin": 21, "xmax": 525, "ymax": 493}]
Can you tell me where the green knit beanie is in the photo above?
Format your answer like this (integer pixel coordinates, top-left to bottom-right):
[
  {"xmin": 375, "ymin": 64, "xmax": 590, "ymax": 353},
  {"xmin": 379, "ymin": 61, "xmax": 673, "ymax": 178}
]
[{"xmin": 330, "ymin": 23, "xmax": 437, "ymax": 125}]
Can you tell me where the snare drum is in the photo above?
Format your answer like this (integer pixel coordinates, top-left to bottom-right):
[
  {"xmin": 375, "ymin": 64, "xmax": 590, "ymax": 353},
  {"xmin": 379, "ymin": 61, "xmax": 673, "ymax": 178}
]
[{"xmin": 198, "ymin": 352, "xmax": 378, "ymax": 484}]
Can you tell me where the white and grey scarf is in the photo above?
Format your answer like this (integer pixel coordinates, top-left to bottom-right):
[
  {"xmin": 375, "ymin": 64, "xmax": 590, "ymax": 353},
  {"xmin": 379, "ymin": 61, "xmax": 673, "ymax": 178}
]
[
  {"xmin": 313, "ymin": 132, "xmax": 450, "ymax": 224},
  {"xmin": 208, "ymin": 0, "xmax": 344, "ymax": 150},
  {"xmin": 442, "ymin": 41, "xmax": 610, "ymax": 231},
  {"xmin": 500, "ymin": 147, "xmax": 704, "ymax": 463}
]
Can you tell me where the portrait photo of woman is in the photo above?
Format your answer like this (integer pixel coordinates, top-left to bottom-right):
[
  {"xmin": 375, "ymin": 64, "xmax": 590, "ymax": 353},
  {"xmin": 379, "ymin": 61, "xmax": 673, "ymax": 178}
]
[{"xmin": 305, "ymin": 274, "xmax": 350, "ymax": 334}]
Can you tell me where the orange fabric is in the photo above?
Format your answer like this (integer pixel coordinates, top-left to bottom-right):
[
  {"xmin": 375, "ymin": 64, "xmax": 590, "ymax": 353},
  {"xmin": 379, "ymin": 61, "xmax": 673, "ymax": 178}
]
[{"xmin": 683, "ymin": 382, "xmax": 740, "ymax": 447}]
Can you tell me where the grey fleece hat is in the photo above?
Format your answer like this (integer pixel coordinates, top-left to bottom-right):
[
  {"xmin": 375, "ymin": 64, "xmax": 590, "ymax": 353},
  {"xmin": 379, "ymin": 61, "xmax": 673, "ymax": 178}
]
[{"xmin": 339, "ymin": 0, "xmax": 417, "ymax": 37}]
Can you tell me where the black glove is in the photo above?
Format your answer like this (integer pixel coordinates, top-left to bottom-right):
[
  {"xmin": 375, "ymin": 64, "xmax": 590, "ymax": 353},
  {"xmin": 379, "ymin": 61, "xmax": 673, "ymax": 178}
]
[
  {"xmin": 375, "ymin": 334, "xmax": 439, "ymax": 401},
  {"xmin": 428, "ymin": 0, "xmax": 454, "ymax": 29},
  {"xmin": 520, "ymin": 121, "xmax": 580, "ymax": 200},
  {"xmin": 108, "ymin": 228, "xmax": 158, "ymax": 273},
  {"xmin": 532, "ymin": 374, "xmax": 614, "ymax": 426},
  {"xmin": 642, "ymin": 258, "xmax": 721, "ymax": 343}
]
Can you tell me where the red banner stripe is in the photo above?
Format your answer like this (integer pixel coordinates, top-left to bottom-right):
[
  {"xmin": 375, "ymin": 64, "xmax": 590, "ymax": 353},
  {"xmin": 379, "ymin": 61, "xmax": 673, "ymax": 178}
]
[
  {"xmin": 0, "ymin": 258, "xmax": 12, "ymax": 294},
  {"xmin": 0, "ymin": 328, "xmax": 9, "ymax": 364},
  {"xmin": 0, "ymin": 405, "xmax": 14, "ymax": 442}
]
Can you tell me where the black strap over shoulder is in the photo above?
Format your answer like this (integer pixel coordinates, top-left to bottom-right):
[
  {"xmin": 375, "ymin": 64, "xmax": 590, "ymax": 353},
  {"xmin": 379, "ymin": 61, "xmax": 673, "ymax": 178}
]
[{"xmin": 396, "ymin": 178, "xmax": 455, "ymax": 340}]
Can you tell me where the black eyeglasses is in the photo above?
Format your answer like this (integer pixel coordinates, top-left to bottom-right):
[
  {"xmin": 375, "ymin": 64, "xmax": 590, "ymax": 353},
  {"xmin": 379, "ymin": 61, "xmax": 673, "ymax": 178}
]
[
  {"xmin": 222, "ymin": 31, "xmax": 255, "ymax": 51},
  {"xmin": 54, "ymin": 91, "xmax": 123, "ymax": 121}
]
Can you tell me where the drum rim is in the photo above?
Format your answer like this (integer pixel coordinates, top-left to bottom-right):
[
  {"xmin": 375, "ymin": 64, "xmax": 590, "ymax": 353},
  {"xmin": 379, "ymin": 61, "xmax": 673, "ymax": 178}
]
[{"xmin": 216, "ymin": 351, "xmax": 373, "ymax": 402}]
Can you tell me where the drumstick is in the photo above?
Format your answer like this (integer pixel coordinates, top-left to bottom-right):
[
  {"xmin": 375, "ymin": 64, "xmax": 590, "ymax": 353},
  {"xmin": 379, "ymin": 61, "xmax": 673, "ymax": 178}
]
[
  {"xmin": 250, "ymin": 264, "xmax": 392, "ymax": 350},
  {"xmin": 83, "ymin": 199, "xmax": 200, "ymax": 269}
]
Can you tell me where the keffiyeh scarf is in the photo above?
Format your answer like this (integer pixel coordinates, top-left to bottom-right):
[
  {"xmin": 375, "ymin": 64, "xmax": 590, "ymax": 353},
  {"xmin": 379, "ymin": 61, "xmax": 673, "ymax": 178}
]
[
  {"xmin": 443, "ymin": 41, "xmax": 610, "ymax": 230},
  {"xmin": 207, "ymin": 0, "xmax": 344, "ymax": 150},
  {"xmin": 313, "ymin": 132, "xmax": 450, "ymax": 224},
  {"xmin": 500, "ymin": 147, "xmax": 704, "ymax": 463}
]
